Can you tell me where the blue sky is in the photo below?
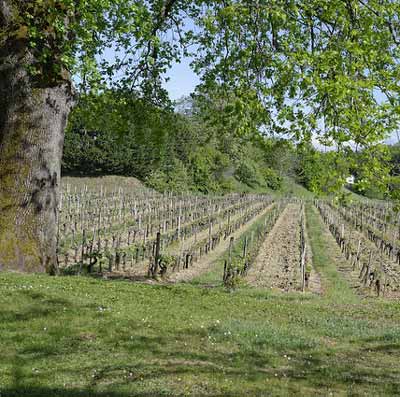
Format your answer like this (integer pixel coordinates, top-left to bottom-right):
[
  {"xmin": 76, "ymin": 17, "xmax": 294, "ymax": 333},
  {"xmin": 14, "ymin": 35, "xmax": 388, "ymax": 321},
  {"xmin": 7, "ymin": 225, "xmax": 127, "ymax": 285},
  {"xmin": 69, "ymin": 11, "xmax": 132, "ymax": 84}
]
[{"xmin": 164, "ymin": 56, "xmax": 199, "ymax": 100}]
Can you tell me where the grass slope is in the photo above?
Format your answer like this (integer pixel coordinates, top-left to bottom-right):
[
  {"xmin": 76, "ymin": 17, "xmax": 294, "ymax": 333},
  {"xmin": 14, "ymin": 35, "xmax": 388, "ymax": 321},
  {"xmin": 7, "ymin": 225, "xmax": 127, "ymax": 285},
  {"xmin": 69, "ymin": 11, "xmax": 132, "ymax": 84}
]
[
  {"xmin": 1, "ymin": 269, "xmax": 400, "ymax": 395},
  {"xmin": 61, "ymin": 175, "xmax": 315, "ymax": 198},
  {"xmin": 61, "ymin": 176, "xmax": 151, "ymax": 193},
  {"xmin": 277, "ymin": 177, "xmax": 315, "ymax": 200}
]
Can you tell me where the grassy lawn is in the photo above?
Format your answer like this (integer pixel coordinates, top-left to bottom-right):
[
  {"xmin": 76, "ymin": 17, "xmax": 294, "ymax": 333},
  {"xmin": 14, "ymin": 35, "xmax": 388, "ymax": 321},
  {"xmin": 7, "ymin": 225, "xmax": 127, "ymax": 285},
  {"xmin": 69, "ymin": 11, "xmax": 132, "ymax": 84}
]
[
  {"xmin": 305, "ymin": 203, "xmax": 359, "ymax": 303},
  {"xmin": 1, "ymin": 205, "xmax": 400, "ymax": 396}
]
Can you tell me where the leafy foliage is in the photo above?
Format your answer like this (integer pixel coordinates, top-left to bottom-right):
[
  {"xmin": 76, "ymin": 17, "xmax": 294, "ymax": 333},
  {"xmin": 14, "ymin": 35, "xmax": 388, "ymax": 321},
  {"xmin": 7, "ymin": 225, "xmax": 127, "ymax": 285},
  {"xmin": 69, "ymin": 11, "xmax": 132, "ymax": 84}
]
[
  {"xmin": 63, "ymin": 92, "xmax": 284, "ymax": 193},
  {"xmin": 192, "ymin": 1, "xmax": 400, "ymax": 144},
  {"xmin": 262, "ymin": 168, "xmax": 283, "ymax": 190},
  {"xmin": 6, "ymin": 0, "xmax": 400, "ymax": 197}
]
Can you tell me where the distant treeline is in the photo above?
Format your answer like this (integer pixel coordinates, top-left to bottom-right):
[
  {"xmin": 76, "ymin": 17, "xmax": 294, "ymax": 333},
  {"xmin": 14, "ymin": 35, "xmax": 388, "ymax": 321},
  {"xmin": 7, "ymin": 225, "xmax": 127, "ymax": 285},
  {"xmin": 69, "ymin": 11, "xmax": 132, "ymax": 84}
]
[
  {"xmin": 63, "ymin": 92, "xmax": 292, "ymax": 193},
  {"xmin": 62, "ymin": 91, "xmax": 400, "ymax": 198}
]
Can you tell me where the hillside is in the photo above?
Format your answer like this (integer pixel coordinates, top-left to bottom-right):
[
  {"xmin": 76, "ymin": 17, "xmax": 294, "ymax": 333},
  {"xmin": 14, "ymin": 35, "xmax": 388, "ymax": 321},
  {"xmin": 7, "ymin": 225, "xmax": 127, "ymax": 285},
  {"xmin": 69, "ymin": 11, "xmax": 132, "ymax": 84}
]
[
  {"xmin": 2, "ymin": 174, "xmax": 400, "ymax": 395},
  {"xmin": 1, "ymin": 202, "xmax": 400, "ymax": 396},
  {"xmin": 61, "ymin": 174, "xmax": 313, "ymax": 199},
  {"xmin": 62, "ymin": 176, "xmax": 152, "ymax": 194}
]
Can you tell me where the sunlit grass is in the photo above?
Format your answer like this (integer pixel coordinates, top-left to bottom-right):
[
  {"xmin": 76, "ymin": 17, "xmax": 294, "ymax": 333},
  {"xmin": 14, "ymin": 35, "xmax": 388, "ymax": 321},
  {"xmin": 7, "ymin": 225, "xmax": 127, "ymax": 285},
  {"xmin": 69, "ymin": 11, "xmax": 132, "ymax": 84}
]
[{"xmin": 1, "ymin": 267, "xmax": 400, "ymax": 396}]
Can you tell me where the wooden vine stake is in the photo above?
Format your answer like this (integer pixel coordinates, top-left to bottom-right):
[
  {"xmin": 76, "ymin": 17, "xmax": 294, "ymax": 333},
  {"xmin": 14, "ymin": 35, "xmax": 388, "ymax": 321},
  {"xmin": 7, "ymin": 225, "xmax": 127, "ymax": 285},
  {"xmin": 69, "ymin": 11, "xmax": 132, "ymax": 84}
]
[{"xmin": 149, "ymin": 231, "xmax": 161, "ymax": 278}]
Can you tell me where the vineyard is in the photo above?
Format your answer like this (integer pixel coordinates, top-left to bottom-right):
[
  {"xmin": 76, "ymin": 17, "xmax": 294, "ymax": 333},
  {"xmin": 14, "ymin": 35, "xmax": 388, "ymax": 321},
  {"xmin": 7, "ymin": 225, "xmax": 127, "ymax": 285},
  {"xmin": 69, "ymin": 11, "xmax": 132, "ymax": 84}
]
[
  {"xmin": 316, "ymin": 200, "xmax": 400, "ymax": 298},
  {"xmin": 56, "ymin": 178, "xmax": 400, "ymax": 299},
  {"xmin": 2, "ymin": 177, "xmax": 400, "ymax": 396},
  {"xmin": 57, "ymin": 183, "xmax": 273, "ymax": 281}
]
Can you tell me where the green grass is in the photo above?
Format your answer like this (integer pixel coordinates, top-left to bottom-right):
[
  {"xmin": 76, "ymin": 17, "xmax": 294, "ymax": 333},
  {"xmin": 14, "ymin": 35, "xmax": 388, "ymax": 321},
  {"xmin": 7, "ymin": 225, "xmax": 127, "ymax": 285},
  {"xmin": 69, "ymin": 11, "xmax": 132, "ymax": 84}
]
[
  {"xmin": 1, "ymin": 199, "xmax": 400, "ymax": 396},
  {"xmin": 341, "ymin": 187, "xmax": 372, "ymax": 203},
  {"xmin": 276, "ymin": 177, "xmax": 315, "ymax": 200},
  {"xmin": 305, "ymin": 203, "xmax": 359, "ymax": 303},
  {"xmin": 1, "ymin": 269, "xmax": 400, "ymax": 396}
]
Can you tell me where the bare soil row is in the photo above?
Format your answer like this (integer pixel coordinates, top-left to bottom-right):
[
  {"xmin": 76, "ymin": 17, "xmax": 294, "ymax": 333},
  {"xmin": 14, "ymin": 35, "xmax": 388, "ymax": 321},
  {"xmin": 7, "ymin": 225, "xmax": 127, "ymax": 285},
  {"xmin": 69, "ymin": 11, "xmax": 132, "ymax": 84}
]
[{"xmin": 246, "ymin": 203, "xmax": 321, "ymax": 293}]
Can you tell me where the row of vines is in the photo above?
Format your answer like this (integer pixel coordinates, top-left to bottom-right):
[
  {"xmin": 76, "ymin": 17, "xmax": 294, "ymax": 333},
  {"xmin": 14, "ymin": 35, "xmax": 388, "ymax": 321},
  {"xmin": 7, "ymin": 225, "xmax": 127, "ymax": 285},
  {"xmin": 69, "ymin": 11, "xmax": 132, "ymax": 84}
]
[{"xmin": 57, "ymin": 185, "xmax": 273, "ymax": 279}]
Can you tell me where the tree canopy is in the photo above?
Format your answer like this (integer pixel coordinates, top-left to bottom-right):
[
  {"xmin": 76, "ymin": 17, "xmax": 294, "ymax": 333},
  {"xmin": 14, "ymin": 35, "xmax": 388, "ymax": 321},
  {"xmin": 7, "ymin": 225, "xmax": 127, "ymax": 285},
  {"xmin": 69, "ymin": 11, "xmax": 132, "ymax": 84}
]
[
  {"xmin": 193, "ymin": 1, "xmax": 400, "ymax": 142},
  {"xmin": 7, "ymin": 1, "xmax": 399, "ymax": 131},
  {"xmin": 3, "ymin": 0, "xmax": 400, "ymax": 194},
  {"xmin": 63, "ymin": 91, "xmax": 287, "ymax": 193}
]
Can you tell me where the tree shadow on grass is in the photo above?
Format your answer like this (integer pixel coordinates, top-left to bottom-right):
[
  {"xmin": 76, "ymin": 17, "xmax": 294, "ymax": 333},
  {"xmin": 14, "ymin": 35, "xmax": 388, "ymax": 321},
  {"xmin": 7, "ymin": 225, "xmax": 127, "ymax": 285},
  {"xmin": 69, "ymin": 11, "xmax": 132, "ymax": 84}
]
[
  {"xmin": 0, "ymin": 386, "xmax": 182, "ymax": 397},
  {"xmin": 278, "ymin": 345, "xmax": 400, "ymax": 395},
  {"xmin": 2, "ymin": 281, "xmax": 400, "ymax": 395},
  {"xmin": 4, "ymin": 335, "xmax": 400, "ymax": 396},
  {"xmin": 2, "ymin": 350, "xmax": 274, "ymax": 397},
  {"xmin": 0, "ymin": 288, "xmax": 88, "ymax": 323}
]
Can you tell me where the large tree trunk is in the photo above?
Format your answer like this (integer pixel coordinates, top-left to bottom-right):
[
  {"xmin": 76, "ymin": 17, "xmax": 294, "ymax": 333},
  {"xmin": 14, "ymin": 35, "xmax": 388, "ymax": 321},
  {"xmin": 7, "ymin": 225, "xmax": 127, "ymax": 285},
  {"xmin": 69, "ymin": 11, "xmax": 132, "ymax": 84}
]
[{"xmin": 0, "ymin": 13, "xmax": 73, "ymax": 273}]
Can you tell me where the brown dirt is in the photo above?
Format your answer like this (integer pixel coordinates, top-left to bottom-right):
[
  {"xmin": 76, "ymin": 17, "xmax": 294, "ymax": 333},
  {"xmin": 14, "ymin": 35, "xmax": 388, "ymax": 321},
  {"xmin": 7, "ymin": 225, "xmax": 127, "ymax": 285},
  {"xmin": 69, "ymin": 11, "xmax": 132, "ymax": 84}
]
[
  {"xmin": 61, "ymin": 175, "xmax": 151, "ymax": 193},
  {"xmin": 303, "ymin": 209, "xmax": 322, "ymax": 294},
  {"xmin": 246, "ymin": 203, "xmax": 304, "ymax": 291}
]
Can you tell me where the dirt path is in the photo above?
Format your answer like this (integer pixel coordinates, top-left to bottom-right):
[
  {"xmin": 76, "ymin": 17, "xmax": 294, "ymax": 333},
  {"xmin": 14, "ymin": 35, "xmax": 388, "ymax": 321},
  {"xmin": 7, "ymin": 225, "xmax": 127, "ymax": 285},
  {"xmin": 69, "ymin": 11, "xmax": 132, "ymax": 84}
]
[
  {"xmin": 246, "ymin": 203, "xmax": 304, "ymax": 291},
  {"xmin": 167, "ymin": 204, "xmax": 275, "ymax": 283},
  {"xmin": 303, "ymin": 210, "xmax": 322, "ymax": 294}
]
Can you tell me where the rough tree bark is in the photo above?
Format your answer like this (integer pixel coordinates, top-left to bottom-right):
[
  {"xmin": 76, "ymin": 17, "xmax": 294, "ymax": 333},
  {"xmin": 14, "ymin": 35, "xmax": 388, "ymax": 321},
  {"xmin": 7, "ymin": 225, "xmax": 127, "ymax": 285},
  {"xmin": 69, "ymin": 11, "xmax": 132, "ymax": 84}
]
[{"xmin": 0, "ymin": 1, "xmax": 74, "ymax": 273}]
